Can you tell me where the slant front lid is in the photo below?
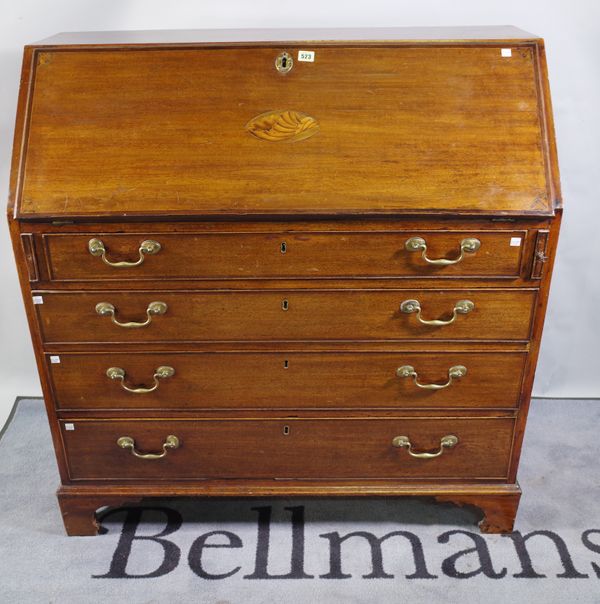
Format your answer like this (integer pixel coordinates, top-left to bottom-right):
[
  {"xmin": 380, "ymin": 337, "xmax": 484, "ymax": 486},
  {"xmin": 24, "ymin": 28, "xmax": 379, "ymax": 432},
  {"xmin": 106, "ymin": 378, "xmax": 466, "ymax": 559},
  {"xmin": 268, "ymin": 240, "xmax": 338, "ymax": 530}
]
[{"xmin": 14, "ymin": 38, "xmax": 558, "ymax": 218}]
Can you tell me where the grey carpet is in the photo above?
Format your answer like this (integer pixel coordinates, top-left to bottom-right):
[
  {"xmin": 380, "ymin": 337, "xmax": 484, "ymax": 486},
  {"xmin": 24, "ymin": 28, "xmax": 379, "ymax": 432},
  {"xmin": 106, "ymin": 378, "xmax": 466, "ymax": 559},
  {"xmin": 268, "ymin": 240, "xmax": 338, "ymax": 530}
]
[{"xmin": 1, "ymin": 398, "xmax": 599, "ymax": 603}]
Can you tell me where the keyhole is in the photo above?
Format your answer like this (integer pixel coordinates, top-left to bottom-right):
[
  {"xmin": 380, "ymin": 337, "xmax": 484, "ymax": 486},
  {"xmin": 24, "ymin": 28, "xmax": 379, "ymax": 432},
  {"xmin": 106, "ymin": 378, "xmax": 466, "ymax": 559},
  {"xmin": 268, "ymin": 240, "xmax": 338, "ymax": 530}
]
[
  {"xmin": 275, "ymin": 52, "xmax": 293, "ymax": 74},
  {"xmin": 280, "ymin": 241, "xmax": 287, "ymax": 254},
  {"xmin": 282, "ymin": 299, "xmax": 289, "ymax": 311},
  {"xmin": 283, "ymin": 359, "xmax": 289, "ymax": 369},
  {"xmin": 283, "ymin": 425, "xmax": 290, "ymax": 436}
]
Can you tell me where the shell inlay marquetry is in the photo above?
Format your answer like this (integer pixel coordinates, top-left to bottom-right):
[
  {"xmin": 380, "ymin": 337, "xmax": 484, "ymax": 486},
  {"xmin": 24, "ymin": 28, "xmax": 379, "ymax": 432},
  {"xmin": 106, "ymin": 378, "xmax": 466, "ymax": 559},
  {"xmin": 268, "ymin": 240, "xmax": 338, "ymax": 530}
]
[{"xmin": 245, "ymin": 110, "xmax": 320, "ymax": 142}]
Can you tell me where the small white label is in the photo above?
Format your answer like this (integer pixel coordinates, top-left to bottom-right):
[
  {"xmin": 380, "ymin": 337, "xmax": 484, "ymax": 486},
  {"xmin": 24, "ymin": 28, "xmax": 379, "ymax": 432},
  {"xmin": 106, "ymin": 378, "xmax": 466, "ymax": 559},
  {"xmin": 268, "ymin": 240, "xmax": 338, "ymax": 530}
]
[
  {"xmin": 501, "ymin": 48, "xmax": 512, "ymax": 58},
  {"xmin": 65, "ymin": 423, "xmax": 75, "ymax": 431},
  {"xmin": 298, "ymin": 50, "xmax": 315, "ymax": 62},
  {"xmin": 32, "ymin": 295, "xmax": 44, "ymax": 305},
  {"xmin": 510, "ymin": 237, "xmax": 522, "ymax": 247},
  {"xmin": 50, "ymin": 355, "xmax": 61, "ymax": 364}
]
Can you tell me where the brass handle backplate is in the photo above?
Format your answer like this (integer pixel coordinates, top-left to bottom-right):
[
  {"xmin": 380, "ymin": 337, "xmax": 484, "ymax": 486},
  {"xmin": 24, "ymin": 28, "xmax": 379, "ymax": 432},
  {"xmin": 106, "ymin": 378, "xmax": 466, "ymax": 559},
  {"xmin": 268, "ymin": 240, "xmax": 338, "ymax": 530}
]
[
  {"xmin": 107, "ymin": 366, "xmax": 175, "ymax": 393},
  {"xmin": 405, "ymin": 236, "xmax": 480, "ymax": 266},
  {"xmin": 88, "ymin": 238, "xmax": 161, "ymax": 267},
  {"xmin": 396, "ymin": 365, "xmax": 467, "ymax": 390},
  {"xmin": 95, "ymin": 301, "xmax": 167, "ymax": 328},
  {"xmin": 400, "ymin": 299, "xmax": 474, "ymax": 326},
  {"xmin": 117, "ymin": 435, "xmax": 180, "ymax": 460},
  {"xmin": 392, "ymin": 434, "xmax": 458, "ymax": 459}
]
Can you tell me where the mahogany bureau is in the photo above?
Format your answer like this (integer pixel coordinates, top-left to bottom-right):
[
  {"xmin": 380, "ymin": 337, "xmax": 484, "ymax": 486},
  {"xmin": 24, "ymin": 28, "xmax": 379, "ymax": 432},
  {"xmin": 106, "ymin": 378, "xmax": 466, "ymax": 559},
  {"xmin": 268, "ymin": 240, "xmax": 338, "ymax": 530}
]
[{"xmin": 7, "ymin": 26, "xmax": 561, "ymax": 535}]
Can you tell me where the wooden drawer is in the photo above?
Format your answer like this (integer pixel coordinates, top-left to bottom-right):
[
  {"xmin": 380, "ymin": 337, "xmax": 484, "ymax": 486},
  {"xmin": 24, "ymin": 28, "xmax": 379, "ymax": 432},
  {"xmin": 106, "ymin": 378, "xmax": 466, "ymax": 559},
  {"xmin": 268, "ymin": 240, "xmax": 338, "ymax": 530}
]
[
  {"xmin": 48, "ymin": 351, "xmax": 526, "ymax": 410},
  {"xmin": 43, "ymin": 230, "xmax": 526, "ymax": 281},
  {"xmin": 60, "ymin": 417, "xmax": 514, "ymax": 481},
  {"xmin": 35, "ymin": 289, "xmax": 536, "ymax": 343}
]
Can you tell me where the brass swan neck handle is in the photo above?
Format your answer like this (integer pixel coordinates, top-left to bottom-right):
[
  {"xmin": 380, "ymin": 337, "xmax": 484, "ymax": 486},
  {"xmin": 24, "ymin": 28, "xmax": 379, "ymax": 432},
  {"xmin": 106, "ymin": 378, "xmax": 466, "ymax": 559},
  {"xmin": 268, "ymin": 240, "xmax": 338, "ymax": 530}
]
[
  {"xmin": 405, "ymin": 236, "xmax": 480, "ymax": 266},
  {"xmin": 107, "ymin": 366, "xmax": 175, "ymax": 393},
  {"xmin": 400, "ymin": 299, "xmax": 474, "ymax": 326},
  {"xmin": 396, "ymin": 365, "xmax": 467, "ymax": 390},
  {"xmin": 88, "ymin": 238, "xmax": 161, "ymax": 268},
  {"xmin": 392, "ymin": 435, "xmax": 458, "ymax": 459},
  {"xmin": 95, "ymin": 301, "xmax": 167, "ymax": 328},
  {"xmin": 117, "ymin": 435, "xmax": 180, "ymax": 460}
]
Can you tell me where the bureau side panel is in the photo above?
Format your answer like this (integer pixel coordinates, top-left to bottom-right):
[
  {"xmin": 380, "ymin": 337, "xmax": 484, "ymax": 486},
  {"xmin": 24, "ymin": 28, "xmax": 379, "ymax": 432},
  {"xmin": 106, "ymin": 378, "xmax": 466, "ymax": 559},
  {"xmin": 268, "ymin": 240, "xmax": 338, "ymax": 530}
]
[
  {"xmin": 6, "ymin": 218, "xmax": 70, "ymax": 482},
  {"xmin": 508, "ymin": 210, "xmax": 562, "ymax": 481}
]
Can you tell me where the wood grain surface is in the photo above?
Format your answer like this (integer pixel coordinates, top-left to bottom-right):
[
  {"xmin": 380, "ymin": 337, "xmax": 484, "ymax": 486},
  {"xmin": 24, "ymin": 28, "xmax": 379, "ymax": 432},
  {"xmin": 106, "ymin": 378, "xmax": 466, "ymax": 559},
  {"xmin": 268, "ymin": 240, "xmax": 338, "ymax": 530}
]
[
  {"xmin": 60, "ymin": 416, "xmax": 515, "ymax": 481},
  {"xmin": 17, "ymin": 45, "xmax": 551, "ymax": 217},
  {"xmin": 34, "ymin": 288, "xmax": 537, "ymax": 343},
  {"xmin": 43, "ymin": 230, "xmax": 526, "ymax": 281},
  {"xmin": 47, "ymin": 350, "xmax": 526, "ymax": 410}
]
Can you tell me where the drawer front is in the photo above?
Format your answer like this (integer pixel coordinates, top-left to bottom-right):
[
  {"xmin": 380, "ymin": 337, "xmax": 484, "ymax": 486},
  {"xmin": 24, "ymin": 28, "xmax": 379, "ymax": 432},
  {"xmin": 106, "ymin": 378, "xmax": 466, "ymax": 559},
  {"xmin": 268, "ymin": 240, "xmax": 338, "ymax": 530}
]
[
  {"xmin": 61, "ymin": 417, "xmax": 514, "ymax": 480},
  {"xmin": 36, "ymin": 289, "xmax": 536, "ymax": 343},
  {"xmin": 44, "ymin": 231, "xmax": 525, "ymax": 281},
  {"xmin": 48, "ymin": 352, "xmax": 526, "ymax": 410}
]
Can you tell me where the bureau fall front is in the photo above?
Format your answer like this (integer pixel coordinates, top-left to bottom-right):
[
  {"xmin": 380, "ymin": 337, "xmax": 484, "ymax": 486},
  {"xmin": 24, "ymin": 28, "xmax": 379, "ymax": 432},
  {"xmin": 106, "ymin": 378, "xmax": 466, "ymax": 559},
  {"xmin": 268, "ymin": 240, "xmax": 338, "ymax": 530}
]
[{"xmin": 7, "ymin": 26, "xmax": 561, "ymax": 535}]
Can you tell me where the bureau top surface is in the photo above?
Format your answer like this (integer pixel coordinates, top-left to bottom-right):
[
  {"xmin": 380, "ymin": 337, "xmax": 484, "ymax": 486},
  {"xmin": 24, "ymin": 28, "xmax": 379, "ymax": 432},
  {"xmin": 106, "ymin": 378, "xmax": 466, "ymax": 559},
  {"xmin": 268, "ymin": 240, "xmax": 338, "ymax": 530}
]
[
  {"xmin": 10, "ymin": 27, "xmax": 560, "ymax": 220},
  {"xmin": 33, "ymin": 26, "xmax": 541, "ymax": 46}
]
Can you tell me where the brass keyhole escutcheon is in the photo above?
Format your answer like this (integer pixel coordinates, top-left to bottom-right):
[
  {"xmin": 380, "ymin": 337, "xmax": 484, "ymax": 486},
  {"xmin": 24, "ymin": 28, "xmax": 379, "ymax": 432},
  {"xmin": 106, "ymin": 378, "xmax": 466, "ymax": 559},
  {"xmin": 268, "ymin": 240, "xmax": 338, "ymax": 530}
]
[
  {"xmin": 283, "ymin": 425, "xmax": 291, "ymax": 436},
  {"xmin": 282, "ymin": 299, "xmax": 289, "ymax": 311},
  {"xmin": 275, "ymin": 51, "xmax": 293, "ymax": 74}
]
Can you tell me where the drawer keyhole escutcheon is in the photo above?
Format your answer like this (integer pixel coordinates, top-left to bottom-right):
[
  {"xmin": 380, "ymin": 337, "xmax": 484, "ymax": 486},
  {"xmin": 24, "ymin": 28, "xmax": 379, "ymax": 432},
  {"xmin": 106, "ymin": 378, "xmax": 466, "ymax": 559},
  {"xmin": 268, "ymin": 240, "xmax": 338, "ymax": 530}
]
[
  {"xmin": 396, "ymin": 365, "xmax": 467, "ymax": 390},
  {"xmin": 280, "ymin": 241, "xmax": 287, "ymax": 254},
  {"xmin": 283, "ymin": 425, "xmax": 290, "ymax": 436},
  {"xmin": 400, "ymin": 299, "xmax": 474, "ymax": 326},
  {"xmin": 88, "ymin": 238, "xmax": 161, "ymax": 268},
  {"xmin": 95, "ymin": 300, "xmax": 167, "ymax": 328},
  {"xmin": 275, "ymin": 51, "xmax": 293, "ymax": 73},
  {"xmin": 405, "ymin": 236, "xmax": 480, "ymax": 266},
  {"xmin": 392, "ymin": 434, "xmax": 458, "ymax": 459},
  {"xmin": 281, "ymin": 299, "xmax": 289, "ymax": 311}
]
